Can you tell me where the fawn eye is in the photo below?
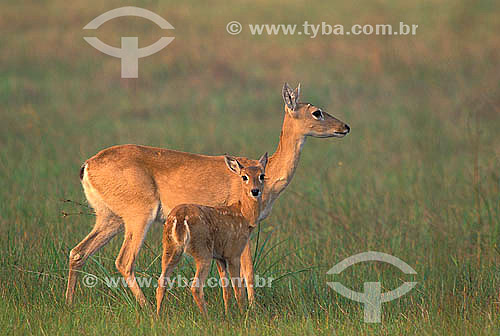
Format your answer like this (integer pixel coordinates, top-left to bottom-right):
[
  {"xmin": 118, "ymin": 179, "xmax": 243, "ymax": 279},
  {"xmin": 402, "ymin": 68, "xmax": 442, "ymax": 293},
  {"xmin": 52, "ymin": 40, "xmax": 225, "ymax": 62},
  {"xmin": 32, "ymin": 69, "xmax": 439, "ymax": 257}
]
[
  {"xmin": 259, "ymin": 174, "xmax": 265, "ymax": 181},
  {"xmin": 242, "ymin": 175, "xmax": 248, "ymax": 181},
  {"xmin": 312, "ymin": 110, "xmax": 324, "ymax": 120}
]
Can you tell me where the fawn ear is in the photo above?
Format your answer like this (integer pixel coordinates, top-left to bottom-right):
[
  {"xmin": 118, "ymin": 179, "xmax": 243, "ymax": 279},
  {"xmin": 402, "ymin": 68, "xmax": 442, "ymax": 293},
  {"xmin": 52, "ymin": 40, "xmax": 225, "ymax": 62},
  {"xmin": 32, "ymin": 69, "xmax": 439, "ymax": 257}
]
[
  {"xmin": 224, "ymin": 156, "xmax": 243, "ymax": 175},
  {"xmin": 258, "ymin": 152, "xmax": 268, "ymax": 170},
  {"xmin": 282, "ymin": 82, "xmax": 299, "ymax": 116}
]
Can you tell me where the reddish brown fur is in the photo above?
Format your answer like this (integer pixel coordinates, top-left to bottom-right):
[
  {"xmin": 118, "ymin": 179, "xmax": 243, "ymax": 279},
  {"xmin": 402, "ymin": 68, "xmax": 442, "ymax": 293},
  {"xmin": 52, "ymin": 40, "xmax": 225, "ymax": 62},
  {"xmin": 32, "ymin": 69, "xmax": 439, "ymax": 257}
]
[
  {"xmin": 65, "ymin": 83, "xmax": 349, "ymax": 307},
  {"xmin": 156, "ymin": 157, "xmax": 267, "ymax": 315}
]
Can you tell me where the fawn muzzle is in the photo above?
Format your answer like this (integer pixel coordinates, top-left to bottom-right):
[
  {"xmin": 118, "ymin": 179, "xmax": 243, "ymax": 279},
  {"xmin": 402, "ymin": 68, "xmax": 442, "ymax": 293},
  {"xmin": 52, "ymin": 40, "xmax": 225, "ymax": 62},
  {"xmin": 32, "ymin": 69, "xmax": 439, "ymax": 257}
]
[{"xmin": 251, "ymin": 189, "xmax": 261, "ymax": 197}]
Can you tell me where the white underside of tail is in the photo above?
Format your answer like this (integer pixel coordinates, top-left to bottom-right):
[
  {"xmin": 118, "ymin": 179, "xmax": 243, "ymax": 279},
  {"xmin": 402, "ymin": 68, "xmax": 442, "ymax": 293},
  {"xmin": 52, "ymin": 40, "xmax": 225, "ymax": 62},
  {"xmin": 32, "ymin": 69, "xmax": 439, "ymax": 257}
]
[
  {"xmin": 81, "ymin": 164, "xmax": 110, "ymax": 213},
  {"xmin": 183, "ymin": 219, "xmax": 191, "ymax": 245},
  {"xmin": 171, "ymin": 217, "xmax": 191, "ymax": 247}
]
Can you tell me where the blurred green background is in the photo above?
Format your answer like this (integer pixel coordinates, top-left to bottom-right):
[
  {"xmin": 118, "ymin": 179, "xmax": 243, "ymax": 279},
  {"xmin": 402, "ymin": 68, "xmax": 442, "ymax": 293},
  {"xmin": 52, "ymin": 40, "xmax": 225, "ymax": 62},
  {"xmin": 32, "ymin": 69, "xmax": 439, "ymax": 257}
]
[{"xmin": 1, "ymin": 0, "xmax": 499, "ymax": 334}]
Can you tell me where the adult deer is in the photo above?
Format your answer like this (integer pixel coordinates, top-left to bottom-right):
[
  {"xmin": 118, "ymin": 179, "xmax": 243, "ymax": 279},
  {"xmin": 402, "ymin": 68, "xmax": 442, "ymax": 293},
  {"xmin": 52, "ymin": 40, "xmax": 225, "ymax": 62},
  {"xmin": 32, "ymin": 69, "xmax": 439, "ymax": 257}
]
[{"xmin": 65, "ymin": 83, "xmax": 350, "ymax": 306}]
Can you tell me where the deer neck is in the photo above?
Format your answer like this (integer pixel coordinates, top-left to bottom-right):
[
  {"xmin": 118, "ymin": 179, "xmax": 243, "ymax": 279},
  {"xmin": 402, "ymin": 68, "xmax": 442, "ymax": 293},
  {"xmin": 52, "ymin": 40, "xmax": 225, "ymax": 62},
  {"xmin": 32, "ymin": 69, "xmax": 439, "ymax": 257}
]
[
  {"xmin": 265, "ymin": 114, "xmax": 306, "ymax": 202},
  {"xmin": 238, "ymin": 197, "xmax": 260, "ymax": 227}
]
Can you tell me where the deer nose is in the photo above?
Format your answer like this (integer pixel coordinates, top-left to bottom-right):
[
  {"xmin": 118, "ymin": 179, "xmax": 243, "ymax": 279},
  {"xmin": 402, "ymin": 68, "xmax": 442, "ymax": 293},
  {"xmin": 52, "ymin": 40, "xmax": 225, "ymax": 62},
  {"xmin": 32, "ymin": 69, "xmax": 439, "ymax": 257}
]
[
  {"xmin": 251, "ymin": 189, "xmax": 260, "ymax": 197},
  {"xmin": 344, "ymin": 124, "xmax": 350, "ymax": 133}
]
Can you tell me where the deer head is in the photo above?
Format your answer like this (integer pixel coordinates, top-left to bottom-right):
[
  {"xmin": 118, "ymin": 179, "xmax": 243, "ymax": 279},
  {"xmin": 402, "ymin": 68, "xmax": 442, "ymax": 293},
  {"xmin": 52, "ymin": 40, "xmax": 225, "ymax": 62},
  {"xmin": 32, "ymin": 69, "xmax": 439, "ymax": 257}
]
[
  {"xmin": 282, "ymin": 82, "xmax": 350, "ymax": 138},
  {"xmin": 224, "ymin": 153, "xmax": 268, "ymax": 202}
]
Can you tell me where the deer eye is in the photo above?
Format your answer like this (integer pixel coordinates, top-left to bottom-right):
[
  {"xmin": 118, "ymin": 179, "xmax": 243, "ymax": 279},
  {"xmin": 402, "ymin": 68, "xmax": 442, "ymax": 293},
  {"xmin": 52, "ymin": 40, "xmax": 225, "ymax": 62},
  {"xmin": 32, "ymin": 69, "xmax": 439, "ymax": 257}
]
[
  {"xmin": 259, "ymin": 174, "xmax": 265, "ymax": 181},
  {"xmin": 242, "ymin": 175, "xmax": 248, "ymax": 181},
  {"xmin": 312, "ymin": 110, "xmax": 324, "ymax": 120}
]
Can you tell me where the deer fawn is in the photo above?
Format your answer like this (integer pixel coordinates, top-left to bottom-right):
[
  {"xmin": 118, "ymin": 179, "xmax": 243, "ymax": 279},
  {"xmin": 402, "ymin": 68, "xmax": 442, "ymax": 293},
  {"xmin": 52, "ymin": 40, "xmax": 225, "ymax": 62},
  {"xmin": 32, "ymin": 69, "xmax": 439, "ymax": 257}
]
[
  {"xmin": 156, "ymin": 153, "xmax": 268, "ymax": 315},
  {"xmin": 65, "ymin": 83, "xmax": 349, "ymax": 306}
]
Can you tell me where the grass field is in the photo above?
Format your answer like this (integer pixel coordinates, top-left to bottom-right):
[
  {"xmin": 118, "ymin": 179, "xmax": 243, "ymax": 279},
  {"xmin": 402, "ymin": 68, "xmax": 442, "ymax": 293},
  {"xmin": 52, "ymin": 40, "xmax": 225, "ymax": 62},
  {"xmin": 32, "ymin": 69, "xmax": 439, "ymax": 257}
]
[{"xmin": 1, "ymin": 0, "xmax": 500, "ymax": 334}]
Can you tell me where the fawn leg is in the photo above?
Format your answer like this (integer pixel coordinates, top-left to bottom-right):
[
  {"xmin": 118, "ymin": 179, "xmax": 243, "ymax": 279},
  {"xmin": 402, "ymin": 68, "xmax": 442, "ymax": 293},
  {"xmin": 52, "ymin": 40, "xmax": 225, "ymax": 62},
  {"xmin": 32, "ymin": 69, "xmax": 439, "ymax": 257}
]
[
  {"xmin": 216, "ymin": 259, "xmax": 231, "ymax": 315},
  {"xmin": 156, "ymin": 245, "xmax": 183, "ymax": 315},
  {"xmin": 191, "ymin": 259, "xmax": 211, "ymax": 316},
  {"xmin": 228, "ymin": 257, "xmax": 245, "ymax": 313},
  {"xmin": 240, "ymin": 242, "xmax": 255, "ymax": 305}
]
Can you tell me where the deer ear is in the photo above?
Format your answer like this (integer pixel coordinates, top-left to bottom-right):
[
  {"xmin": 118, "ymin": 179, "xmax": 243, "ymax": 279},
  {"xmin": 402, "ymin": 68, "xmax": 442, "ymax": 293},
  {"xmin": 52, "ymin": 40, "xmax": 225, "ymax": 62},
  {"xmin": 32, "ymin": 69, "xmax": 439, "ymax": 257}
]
[
  {"xmin": 282, "ymin": 82, "xmax": 298, "ymax": 111},
  {"xmin": 293, "ymin": 83, "xmax": 301, "ymax": 103},
  {"xmin": 282, "ymin": 82, "xmax": 299, "ymax": 116},
  {"xmin": 224, "ymin": 156, "xmax": 243, "ymax": 175},
  {"xmin": 258, "ymin": 152, "xmax": 268, "ymax": 170}
]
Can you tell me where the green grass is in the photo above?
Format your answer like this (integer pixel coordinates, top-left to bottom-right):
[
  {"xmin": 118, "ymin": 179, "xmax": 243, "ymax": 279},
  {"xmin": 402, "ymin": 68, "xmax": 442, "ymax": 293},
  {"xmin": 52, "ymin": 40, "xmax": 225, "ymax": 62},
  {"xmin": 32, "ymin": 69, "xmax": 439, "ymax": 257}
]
[{"xmin": 1, "ymin": 0, "xmax": 500, "ymax": 334}]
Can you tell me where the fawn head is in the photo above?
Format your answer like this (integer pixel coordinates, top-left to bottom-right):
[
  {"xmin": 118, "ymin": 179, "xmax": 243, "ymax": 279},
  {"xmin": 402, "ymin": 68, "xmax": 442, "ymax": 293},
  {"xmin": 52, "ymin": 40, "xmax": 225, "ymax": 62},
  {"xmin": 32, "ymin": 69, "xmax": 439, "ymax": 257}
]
[
  {"xmin": 282, "ymin": 82, "xmax": 350, "ymax": 138},
  {"xmin": 224, "ymin": 153, "xmax": 268, "ymax": 201}
]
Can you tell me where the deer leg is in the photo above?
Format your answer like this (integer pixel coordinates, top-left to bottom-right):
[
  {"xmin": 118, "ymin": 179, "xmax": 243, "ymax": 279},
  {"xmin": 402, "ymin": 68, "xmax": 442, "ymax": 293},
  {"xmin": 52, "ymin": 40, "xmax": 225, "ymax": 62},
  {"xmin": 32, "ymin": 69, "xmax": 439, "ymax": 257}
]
[
  {"xmin": 228, "ymin": 257, "xmax": 245, "ymax": 313},
  {"xmin": 240, "ymin": 242, "xmax": 255, "ymax": 305},
  {"xmin": 190, "ymin": 259, "xmax": 211, "ymax": 316},
  {"xmin": 156, "ymin": 244, "xmax": 183, "ymax": 315},
  {"xmin": 66, "ymin": 211, "xmax": 123, "ymax": 304},
  {"xmin": 115, "ymin": 209, "xmax": 157, "ymax": 307},
  {"xmin": 216, "ymin": 259, "xmax": 231, "ymax": 315}
]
